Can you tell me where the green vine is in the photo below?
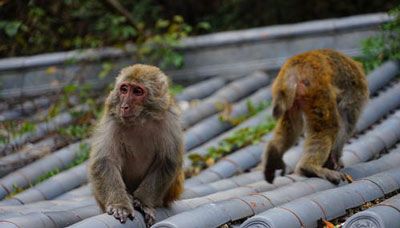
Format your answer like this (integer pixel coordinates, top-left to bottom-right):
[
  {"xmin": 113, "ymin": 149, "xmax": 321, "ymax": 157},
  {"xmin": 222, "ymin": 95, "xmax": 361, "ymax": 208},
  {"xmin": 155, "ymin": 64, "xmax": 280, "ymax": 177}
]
[
  {"xmin": 0, "ymin": 121, "xmax": 36, "ymax": 145},
  {"xmin": 187, "ymin": 117, "xmax": 276, "ymax": 176},
  {"xmin": 35, "ymin": 142, "xmax": 90, "ymax": 184}
]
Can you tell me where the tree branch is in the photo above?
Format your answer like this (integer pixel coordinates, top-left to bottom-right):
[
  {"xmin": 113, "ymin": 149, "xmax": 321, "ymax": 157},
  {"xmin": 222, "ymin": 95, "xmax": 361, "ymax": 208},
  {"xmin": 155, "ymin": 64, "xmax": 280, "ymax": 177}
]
[{"xmin": 103, "ymin": 0, "xmax": 144, "ymax": 38}]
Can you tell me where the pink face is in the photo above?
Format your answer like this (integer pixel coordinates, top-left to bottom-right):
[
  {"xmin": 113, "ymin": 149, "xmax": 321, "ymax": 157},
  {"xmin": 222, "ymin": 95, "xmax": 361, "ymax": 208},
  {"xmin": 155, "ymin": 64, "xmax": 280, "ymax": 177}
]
[{"xmin": 118, "ymin": 82, "xmax": 147, "ymax": 118}]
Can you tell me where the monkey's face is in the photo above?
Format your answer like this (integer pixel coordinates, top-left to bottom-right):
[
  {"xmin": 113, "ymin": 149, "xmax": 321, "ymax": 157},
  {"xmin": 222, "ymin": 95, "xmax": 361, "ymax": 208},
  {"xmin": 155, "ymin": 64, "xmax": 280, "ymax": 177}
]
[
  {"xmin": 117, "ymin": 82, "xmax": 147, "ymax": 122},
  {"xmin": 107, "ymin": 64, "xmax": 171, "ymax": 124}
]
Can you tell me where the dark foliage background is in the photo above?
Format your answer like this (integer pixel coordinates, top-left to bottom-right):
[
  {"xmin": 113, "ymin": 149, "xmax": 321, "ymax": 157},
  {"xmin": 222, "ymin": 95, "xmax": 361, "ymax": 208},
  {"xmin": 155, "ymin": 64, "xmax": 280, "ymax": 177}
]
[{"xmin": 0, "ymin": 0, "xmax": 399, "ymax": 57}]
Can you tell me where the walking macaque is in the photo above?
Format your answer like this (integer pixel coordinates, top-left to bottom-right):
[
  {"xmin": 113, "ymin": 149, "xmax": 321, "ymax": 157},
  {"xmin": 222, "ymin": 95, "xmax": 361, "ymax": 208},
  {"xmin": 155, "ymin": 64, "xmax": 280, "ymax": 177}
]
[
  {"xmin": 262, "ymin": 49, "xmax": 369, "ymax": 184},
  {"xmin": 88, "ymin": 64, "xmax": 184, "ymax": 227}
]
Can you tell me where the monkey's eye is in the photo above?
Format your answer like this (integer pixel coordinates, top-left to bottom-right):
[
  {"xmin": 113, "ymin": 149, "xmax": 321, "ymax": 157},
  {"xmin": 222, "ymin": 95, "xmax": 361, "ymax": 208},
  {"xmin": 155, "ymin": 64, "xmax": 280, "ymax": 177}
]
[
  {"xmin": 133, "ymin": 87, "xmax": 144, "ymax": 96},
  {"xmin": 120, "ymin": 85, "xmax": 128, "ymax": 94}
]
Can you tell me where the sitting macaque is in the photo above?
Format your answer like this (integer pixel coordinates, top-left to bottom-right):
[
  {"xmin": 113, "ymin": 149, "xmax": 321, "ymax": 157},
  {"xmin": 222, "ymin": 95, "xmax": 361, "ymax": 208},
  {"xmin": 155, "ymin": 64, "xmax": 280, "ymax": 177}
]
[
  {"xmin": 88, "ymin": 64, "xmax": 184, "ymax": 227},
  {"xmin": 262, "ymin": 49, "xmax": 369, "ymax": 184}
]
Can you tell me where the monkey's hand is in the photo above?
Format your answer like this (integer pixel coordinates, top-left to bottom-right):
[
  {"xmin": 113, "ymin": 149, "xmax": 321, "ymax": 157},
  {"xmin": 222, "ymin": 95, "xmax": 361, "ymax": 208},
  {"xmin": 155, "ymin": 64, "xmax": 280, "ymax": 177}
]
[
  {"xmin": 106, "ymin": 204, "xmax": 134, "ymax": 223},
  {"xmin": 264, "ymin": 160, "xmax": 286, "ymax": 183},
  {"xmin": 263, "ymin": 146, "xmax": 286, "ymax": 183},
  {"xmin": 133, "ymin": 199, "xmax": 156, "ymax": 228}
]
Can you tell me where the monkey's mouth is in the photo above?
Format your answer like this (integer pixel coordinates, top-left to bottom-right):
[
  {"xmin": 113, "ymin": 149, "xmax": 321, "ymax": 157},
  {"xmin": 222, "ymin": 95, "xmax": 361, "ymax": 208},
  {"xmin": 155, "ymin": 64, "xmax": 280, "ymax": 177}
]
[
  {"xmin": 118, "ymin": 106, "xmax": 143, "ymax": 122},
  {"xmin": 120, "ymin": 108, "xmax": 136, "ymax": 119},
  {"xmin": 120, "ymin": 114, "xmax": 135, "ymax": 119},
  {"xmin": 119, "ymin": 112, "xmax": 141, "ymax": 122}
]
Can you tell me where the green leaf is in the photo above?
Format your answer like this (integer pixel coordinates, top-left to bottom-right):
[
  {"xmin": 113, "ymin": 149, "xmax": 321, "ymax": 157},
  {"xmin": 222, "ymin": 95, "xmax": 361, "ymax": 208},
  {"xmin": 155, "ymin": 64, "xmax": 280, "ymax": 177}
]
[
  {"xmin": 188, "ymin": 154, "xmax": 203, "ymax": 162},
  {"xmin": 197, "ymin": 22, "xmax": 211, "ymax": 30},
  {"xmin": 21, "ymin": 122, "xmax": 36, "ymax": 134},
  {"xmin": 99, "ymin": 62, "xmax": 114, "ymax": 79},
  {"xmin": 173, "ymin": 15, "xmax": 184, "ymax": 23},
  {"xmin": 4, "ymin": 21, "xmax": 22, "ymax": 37},
  {"xmin": 170, "ymin": 85, "xmax": 184, "ymax": 95},
  {"xmin": 64, "ymin": 84, "xmax": 78, "ymax": 93},
  {"xmin": 156, "ymin": 19, "xmax": 170, "ymax": 28}
]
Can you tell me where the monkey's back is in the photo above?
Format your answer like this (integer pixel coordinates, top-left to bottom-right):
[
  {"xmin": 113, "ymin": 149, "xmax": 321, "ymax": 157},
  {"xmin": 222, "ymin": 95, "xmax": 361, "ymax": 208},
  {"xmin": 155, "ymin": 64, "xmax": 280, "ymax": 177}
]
[
  {"xmin": 319, "ymin": 49, "xmax": 369, "ymax": 102},
  {"xmin": 272, "ymin": 49, "xmax": 369, "ymax": 118}
]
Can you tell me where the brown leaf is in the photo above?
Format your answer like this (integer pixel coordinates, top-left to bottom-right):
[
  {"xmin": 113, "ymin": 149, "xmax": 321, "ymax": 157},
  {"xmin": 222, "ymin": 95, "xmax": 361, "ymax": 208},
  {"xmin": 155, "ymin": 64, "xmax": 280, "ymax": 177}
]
[
  {"xmin": 46, "ymin": 66, "xmax": 58, "ymax": 74},
  {"xmin": 345, "ymin": 173, "xmax": 354, "ymax": 183},
  {"xmin": 50, "ymin": 80, "xmax": 60, "ymax": 87},
  {"xmin": 219, "ymin": 99, "xmax": 233, "ymax": 122},
  {"xmin": 76, "ymin": 112, "xmax": 93, "ymax": 125},
  {"xmin": 205, "ymin": 157, "xmax": 215, "ymax": 167},
  {"xmin": 189, "ymin": 99, "xmax": 200, "ymax": 107},
  {"xmin": 322, "ymin": 220, "xmax": 334, "ymax": 228}
]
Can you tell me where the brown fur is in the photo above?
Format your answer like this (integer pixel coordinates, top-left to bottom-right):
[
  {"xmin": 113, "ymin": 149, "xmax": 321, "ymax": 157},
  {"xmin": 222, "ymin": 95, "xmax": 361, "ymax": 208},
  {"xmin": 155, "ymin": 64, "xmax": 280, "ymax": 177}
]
[
  {"xmin": 88, "ymin": 64, "xmax": 184, "ymax": 227},
  {"xmin": 163, "ymin": 171, "xmax": 184, "ymax": 206},
  {"xmin": 262, "ymin": 49, "xmax": 369, "ymax": 184}
]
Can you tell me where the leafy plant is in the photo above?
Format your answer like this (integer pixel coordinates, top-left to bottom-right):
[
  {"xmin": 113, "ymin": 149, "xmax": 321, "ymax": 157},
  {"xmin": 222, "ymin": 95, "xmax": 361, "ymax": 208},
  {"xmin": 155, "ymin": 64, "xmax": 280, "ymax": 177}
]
[
  {"xmin": 99, "ymin": 61, "xmax": 114, "ymax": 79},
  {"xmin": 0, "ymin": 1, "xmax": 209, "ymax": 70},
  {"xmin": 0, "ymin": 0, "xmax": 397, "ymax": 58},
  {"xmin": 69, "ymin": 142, "xmax": 90, "ymax": 167},
  {"xmin": 170, "ymin": 84, "xmax": 184, "ymax": 96},
  {"xmin": 360, "ymin": 5, "xmax": 400, "ymax": 73},
  {"xmin": 47, "ymin": 81, "xmax": 102, "ymax": 132},
  {"xmin": 4, "ymin": 184, "xmax": 25, "ymax": 199},
  {"xmin": 137, "ymin": 15, "xmax": 193, "ymax": 69},
  {"xmin": 0, "ymin": 20, "xmax": 26, "ymax": 37},
  {"xmin": 35, "ymin": 169, "xmax": 60, "ymax": 184},
  {"xmin": 79, "ymin": 83, "xmax": 92, "ymax": 100},
  {"xmin": 95, "ymin": 14, "xmax": 137, "ymax": 44},
  {"xmin": 58, "ymin": 124, "xmax": 92, "ymax": 140},
  {"xmin": 187, "ymin": 117, "xmax": 276, "ymax": 176},
  {"xmin": 0, "ymin": 121, "xmax": 36, "ymax": 144}
]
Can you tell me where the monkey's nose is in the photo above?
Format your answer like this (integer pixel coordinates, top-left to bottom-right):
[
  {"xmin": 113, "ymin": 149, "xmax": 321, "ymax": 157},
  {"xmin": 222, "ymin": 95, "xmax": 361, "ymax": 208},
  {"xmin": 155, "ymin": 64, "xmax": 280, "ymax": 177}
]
[{"xmin": 121, "ymin": 104, "xmax": 129, "ymax": 110}]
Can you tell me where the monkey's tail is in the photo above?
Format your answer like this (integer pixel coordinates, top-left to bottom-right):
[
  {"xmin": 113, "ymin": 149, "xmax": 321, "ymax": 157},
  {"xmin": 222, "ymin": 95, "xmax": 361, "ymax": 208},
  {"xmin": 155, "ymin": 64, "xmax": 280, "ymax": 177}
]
[{"xmin": 272, "ymin": 78, "xmax": 301, "ymax": 120}]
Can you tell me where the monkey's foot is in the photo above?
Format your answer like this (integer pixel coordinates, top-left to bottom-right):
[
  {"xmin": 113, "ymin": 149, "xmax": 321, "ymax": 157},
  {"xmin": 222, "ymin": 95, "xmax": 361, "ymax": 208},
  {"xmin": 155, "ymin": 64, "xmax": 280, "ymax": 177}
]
[
  {"xmin": 132, "ymin": 198, "xmax": 142, "ymax": 209},
  {"xmin": 133, "ymin": 199, "xmax": 156, "ymax": 227},
  {"xmin": 299, "ymin": 166, "xmax": 346, "ymax": 185},
  {"xmin": 106, "ymin": 204, "xmax": 134, "ymax": 223},
  {"xmin": 143, "ymin": 207, "xmax": 156, "ymax": 228},
  {"xmin": 322, "ymin": 169, "xmax": 347, "ymax": 185}
]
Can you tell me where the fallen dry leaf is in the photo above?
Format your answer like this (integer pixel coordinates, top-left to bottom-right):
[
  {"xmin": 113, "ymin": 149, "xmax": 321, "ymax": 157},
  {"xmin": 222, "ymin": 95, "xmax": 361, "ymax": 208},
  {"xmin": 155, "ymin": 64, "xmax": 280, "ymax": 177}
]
[
  {"xmin": 46, "ymin": 66, "xmax": 58, "ymax": 74},
  {"xmin": 205, "ymin": 157, "xmax": 215, "ymax": 167},
  {"xmin": 322, "ymin": 220, "xmax": 335, "ymax": 228},
  {"xmin": 50, "ymin": 80, "xmax": 60, "ymax": 87},
  {"xmin": 345, "ymin": 173, "xmax": 354, "ymax": 183},
  {"xmin": 219, "ymin": 99, "xmax": 233, "ymax": 122}
]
